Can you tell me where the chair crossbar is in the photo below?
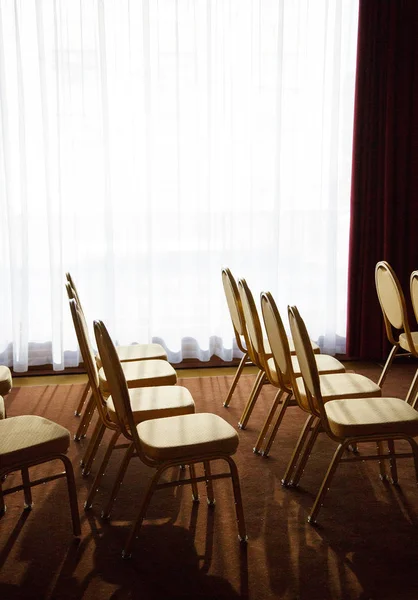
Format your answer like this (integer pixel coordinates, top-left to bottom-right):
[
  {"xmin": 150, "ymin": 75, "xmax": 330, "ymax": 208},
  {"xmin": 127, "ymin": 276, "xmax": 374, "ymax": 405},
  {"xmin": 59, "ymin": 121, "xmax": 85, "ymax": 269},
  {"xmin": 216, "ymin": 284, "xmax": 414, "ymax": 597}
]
[
  {"xmin": 1, "ymin": 471, "xmax": 67, "ymax": 496},
  {"xmin": 340, "ymin": 451, "xmax": 414, "ymax": 465},
  {"xmin": 156, "ymin": 471, "xmax": 231, "ymax": 491}
]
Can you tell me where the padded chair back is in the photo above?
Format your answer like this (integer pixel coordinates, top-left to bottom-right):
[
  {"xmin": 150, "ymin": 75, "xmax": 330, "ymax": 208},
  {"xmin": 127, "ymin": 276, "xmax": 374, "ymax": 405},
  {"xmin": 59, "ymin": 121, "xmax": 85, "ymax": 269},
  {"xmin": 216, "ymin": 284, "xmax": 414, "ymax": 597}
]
[
  {"xmin": 221, "ymin": 268, "xmax": 250, "ymax": 355},
  {"xmin": 260, "ymin": 291, "xmax": 294, "ymax": 388},
  {"xmin": 94, "ymin": 320, "xmax": 137, "ymax": 444},
  {"xmin": 288, "ymin": 305, "xmax": 324, "ymax": 420},
  {"xmin": 237, "ymin": 278, "xmax": 267, "ymax": 371},
  {"xmin": 410, "ymin": 271, "xmax": 418, "ymax": 323},
  {"xmin": 68, "ymin": 294, "xmax": 109, "ymax": 424}
]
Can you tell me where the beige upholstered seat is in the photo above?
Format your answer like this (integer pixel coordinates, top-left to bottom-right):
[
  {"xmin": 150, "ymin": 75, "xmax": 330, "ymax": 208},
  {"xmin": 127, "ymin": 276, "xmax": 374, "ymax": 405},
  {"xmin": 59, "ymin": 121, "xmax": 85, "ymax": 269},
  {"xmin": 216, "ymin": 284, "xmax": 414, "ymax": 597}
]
[
  {"xmin": 99, "ymin": 359, "xmax": 177, "ymax": 394},
  {"xmin": 94, "ymin": 318, "xmax": 247, "ymax": 559},
  {"xmin": 236, "ymin": 279, "xmax": 345, "ymax": 446},
  {"xmin": 106, "ymin": 385, "xmax": 195, "ymax": 425},
  {"xmin": 137, "ymin": 413, "xmax": 239, "ymax": 462},
  {"xmin": 375, "ymin": 261, "xmax": 418, "ymax": 403},
  {"xmin": 287, "ymin": 304, "xmax": 418, "ymax": 525},
  {"xmin": 0, "ymin": 415, "xmax": 80, "ymax": 536},
  {"xmin": 326, "ymin": 397, "xmax": 418, "ymax": 439},
  {"xmin": 294, "ymin": 372, "xmax": 381, "ymax": 412},
  {"xmin": 0, "ymin": 366, "xmax": 12, "ymax": 398}
]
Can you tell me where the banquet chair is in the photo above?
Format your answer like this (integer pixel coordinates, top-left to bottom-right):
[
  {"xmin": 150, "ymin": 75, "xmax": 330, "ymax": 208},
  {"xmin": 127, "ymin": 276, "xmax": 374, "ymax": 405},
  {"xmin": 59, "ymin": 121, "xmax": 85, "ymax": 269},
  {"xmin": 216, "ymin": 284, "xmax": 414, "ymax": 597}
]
[
  {"xmin": 0, "ymin": 410, "xmax": 81, "ymax": 536},
  {"xmin": 94, "ymin": 319, "xmax": 247, "ymax": 558},
  {"xmin": 375, "ymin": 261, "xmax": 418, "ymax": 404},
  {"xmin": 238, "ymin": 279, "xmax": 345, "ymax": 444},
  {"xmin": 260, "ymin": 292, "xmax": 383, "ymax": 482},
  {"xmin": 68, "ymin": 294, "xmax": 177, "ymax": 477},
  {"xmin": 221, "ymin": 268, "xmax": 320, "ymax": 411},
  {"xmin": 65, "ymin": 272, "xmax": 168, "ymax": 419},
  {"xmin": 287, "ymin": 304, "xmax": 418, "ymax": 525}
]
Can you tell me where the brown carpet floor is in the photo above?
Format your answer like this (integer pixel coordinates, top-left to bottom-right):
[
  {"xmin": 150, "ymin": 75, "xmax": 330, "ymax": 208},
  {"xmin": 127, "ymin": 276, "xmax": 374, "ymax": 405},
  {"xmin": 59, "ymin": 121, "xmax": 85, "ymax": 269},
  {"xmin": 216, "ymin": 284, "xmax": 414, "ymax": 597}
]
[{"xmin": 1, "ymin": 363, "xmax": 418, "ymax": 599}]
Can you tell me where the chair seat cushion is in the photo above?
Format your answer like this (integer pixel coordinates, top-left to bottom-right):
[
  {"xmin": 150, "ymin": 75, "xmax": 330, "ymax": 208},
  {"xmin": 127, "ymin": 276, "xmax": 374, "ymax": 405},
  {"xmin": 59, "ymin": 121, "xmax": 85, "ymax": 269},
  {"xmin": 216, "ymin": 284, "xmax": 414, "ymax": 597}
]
[
  {"xmin": 288, "ymin": 337, "xmax": 320, "ymax": 355},
  {"xmin": 326, "ymin": 396, "xmax": 418, "ymax": 438},
  {"xmin": 0, "ymin": 415, "xmax": 70, "ymax": 471},
  {"xmin": 137, "ymin": 413, "xmax": 239, "ymax": 462},
  {"xmin": 0, "ymin": 396, "xmax": 4, "ymax": 420},
  {"xmin": 99, "ymin": 359, "xmax": 177, "ymax": 394},
  {"xmin": 107, "ymin": 385, "xmax": 195, "ymax": 424},
  {"xmin": 399, "ymin": 331, "xmax": 418, "ymax": 353},
  {"xmin": 291, "ymin": 354, "xmax": 345, "ymax": 376},
  {"xmin": 295, "ymin": 373, "xmax": 381, "ymax": 412},
  {"xmin": 96, "ymin": 343, "xmax": 167, "ymax": 367},
  {"xmin": 0, "ymin": 366, "xmax": 12, "ymax": 397}
]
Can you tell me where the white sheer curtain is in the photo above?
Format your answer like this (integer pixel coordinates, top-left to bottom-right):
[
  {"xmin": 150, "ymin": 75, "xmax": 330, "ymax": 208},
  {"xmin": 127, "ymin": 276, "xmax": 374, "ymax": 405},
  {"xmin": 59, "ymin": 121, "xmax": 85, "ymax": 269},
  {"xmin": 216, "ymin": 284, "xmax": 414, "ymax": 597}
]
[{"xmin": 0, "ymin": 0, "xmax": 358, "ymax": 371}]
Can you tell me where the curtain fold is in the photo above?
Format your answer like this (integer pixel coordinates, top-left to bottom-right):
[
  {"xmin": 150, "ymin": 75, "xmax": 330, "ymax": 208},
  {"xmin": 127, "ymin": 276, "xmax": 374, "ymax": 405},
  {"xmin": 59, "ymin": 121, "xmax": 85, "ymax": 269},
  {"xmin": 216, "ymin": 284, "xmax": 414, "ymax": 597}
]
[
  {"xmin": 346, "ymin": 0, "xmax": 418, "ymax": 360},
  {"xmin": 0, "ymin": 0, "xmax": 358, "ymax": 371}
]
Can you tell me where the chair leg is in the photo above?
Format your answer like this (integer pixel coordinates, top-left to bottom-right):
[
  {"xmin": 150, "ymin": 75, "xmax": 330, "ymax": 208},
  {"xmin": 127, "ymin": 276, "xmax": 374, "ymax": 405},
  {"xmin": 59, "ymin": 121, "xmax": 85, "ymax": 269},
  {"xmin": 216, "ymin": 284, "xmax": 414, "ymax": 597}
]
[
  {"xmin": 253, "ymin": 390, "xmax": 285, "ymax": 454},
  {"xmin": 74, "ymin": 393, "xmax": 96, "ymax": 441},
  {"xmin": 225, "ymin": 456, "xmax": 247, "ymax": 542},
  {"xmin": 260, "ymin": 392, "xmax": 292, "ymax": 457},
  {"xmin": 203, "ymin": 461, "xmax": 215, "ymax": 506},
  {"xmin": 82, "ymin": 421, "xmax": 106, "ymax": 477},
  {"xmin": 238, "ymin": 371, "xmax": 265, "ymax": 430},
  {"xmin": 224, "ymin": 353, "xmax": 249, "ymax": 408},
  {"xmin": 85, "ymin": 429, "xmax": 121, "ymax": 510},
  {"xmin": 74, "ymin": 381, "xmax": 91, "ymax": 416},
  {"xmin": 387, "ymin": 439, "xmax": 398, "ymax": 484},
  {"xmin": 377, "ymin": 441, "xmax": 387, "ymax": 480},
  {"xmin": 60, "ymin": 455, "xmax": 81, "ymax": 536},
  {"xmin": 189, "ymin": 464, "xmax": 200, "ymax": 502},
  {"xmin": 308, "ymin": 443, "xmax": 346, "ymax": 525},
  {"xmin": 101, "ymin": 442, "xmax": 135, "ymax": 520},
  {"xmin": 21, "ymin": 467, "xmax": 33, "ymax": 510},
  {"xmin": 407, "ymin": 368, "xmax": 418, "ymax": 407},
  {"xmin": 281, "ymin": 415, "xmax": 317, "ymax": 486},
  {"xmin": 407, "ymin": 437, "xmax": 418, "ymax": 482},
  {"xmin": 290, "ymin": 418, "xmax": 322, "ymax": 487},
  {"xmin": 378, "ymin": 344, "xmax": 398, "ymax": 387},
  {"xmin": 0, "ymin": 478, "xmax": 5, "ymax": 515},
  {"xmin": 122, "ymin": 465, "xmax": 166, "ymax": 559}
]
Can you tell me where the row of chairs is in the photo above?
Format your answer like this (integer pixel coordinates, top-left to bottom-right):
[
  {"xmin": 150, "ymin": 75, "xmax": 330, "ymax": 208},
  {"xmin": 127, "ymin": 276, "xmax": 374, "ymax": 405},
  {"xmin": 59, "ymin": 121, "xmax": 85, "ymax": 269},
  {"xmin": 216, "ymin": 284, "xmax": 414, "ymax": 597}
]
[
  {"xmin": 65, "ymin": 274, "xmax": 247, "ymax": 558},
  {"xmin": 222, "ymin": 267, "xmax": 418, "ymax": 524}
]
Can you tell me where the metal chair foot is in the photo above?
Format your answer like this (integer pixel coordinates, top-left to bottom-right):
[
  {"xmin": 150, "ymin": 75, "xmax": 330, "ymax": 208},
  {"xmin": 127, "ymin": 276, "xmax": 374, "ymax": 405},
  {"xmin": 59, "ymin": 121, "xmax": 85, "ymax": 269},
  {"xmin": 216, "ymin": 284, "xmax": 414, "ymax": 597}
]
[
  {"xmin": 238, "ymin": 534, "xmax": 248, "ymax": 543},
  {"xmin": 207, "ymin": 499, "xmax": 216, "ymax": 507},
  {"xmin": 122, "ymin": 550, "xmax": 132, "ymax": 560},
  {"xmin": 23, "ymin": 503, "xmax": 33, "ymax": 511},
  {"xmin": 238, "ymin": 423, "xmax": 245, "ymax": 430}
]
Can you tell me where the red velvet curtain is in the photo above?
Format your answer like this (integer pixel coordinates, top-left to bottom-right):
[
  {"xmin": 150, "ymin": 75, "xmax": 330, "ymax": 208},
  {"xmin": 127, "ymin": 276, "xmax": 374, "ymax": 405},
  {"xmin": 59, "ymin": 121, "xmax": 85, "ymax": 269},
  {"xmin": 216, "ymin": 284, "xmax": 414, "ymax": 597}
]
[{"xmin": 346, "ymin": 0, "xmax": 418, "ymax": 360}]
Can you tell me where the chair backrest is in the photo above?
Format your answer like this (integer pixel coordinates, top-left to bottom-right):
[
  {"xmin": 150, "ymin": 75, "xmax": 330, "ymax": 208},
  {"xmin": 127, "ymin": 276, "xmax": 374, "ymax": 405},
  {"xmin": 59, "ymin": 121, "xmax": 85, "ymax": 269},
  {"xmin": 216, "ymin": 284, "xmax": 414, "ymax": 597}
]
[
  {"xmin": 288, "ymin": 305, "xmax": 325, "ymax": 420},
  {"xmin": 68, "ymin": 293, "xmax": 109, "ymax": 424},
  {"xmin": 237, "ymin": 278, "xmax": 270, "ymax": 373},
  {"xmin": 375, "ymin": 261, "xmax": 414, "ymax": 348},
  {"xmin": 260, "ymin": 291, "xmax": 295, "ymax": 389},
  {"xmin": 221, "ymin": 268, "xmax": 249, "ymax": 355},
  {"xmin": 410, "ymin": 271, "xmax": 418, "ymax": 323},
  {"xmin": 65, "ymin": 272, "xmax": 84, "ymax": 314},
  {"xmin": 94, "ymin": 320, "xmax": 137, "ymax": 444}
]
